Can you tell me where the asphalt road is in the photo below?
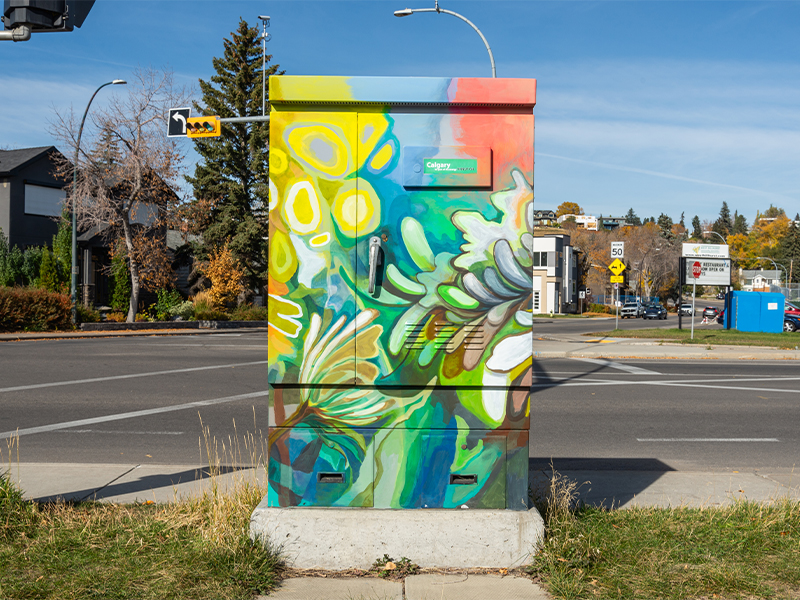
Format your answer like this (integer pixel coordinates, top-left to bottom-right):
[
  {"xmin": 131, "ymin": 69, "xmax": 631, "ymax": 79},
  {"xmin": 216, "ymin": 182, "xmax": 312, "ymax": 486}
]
[{"xmin": 3, "ymin": 318, "xmax": 795, "ymax": 475}]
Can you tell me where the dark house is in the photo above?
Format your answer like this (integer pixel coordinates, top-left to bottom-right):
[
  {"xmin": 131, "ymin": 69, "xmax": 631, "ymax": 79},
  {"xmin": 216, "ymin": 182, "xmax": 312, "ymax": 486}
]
[
  {"xmin": 532, "ymin": 209, "xmax": 557, "ymax": 227},
  {"xmin": 0, "ymin": 146, "xmax": 68, "ymax": 249}
]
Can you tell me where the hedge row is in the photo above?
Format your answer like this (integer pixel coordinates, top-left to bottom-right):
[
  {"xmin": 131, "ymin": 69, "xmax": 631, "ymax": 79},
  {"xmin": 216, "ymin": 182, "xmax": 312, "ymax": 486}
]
[{"xmin": 0, "ymin": 287, "xmax": 72, "ymax": 332}]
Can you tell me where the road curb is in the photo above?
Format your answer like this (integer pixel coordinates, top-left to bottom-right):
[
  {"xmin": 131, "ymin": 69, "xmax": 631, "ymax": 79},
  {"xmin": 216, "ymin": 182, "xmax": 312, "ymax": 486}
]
[{"xmin": 0, "ymin": 326, "xmax": 267, "ymax": 342}]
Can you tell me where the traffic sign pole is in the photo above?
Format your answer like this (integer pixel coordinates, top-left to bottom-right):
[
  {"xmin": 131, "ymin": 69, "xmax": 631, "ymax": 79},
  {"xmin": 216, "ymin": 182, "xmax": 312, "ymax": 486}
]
[{"xmin": 691, "ymin": 260, "xmax": 701, "ymax": 340}]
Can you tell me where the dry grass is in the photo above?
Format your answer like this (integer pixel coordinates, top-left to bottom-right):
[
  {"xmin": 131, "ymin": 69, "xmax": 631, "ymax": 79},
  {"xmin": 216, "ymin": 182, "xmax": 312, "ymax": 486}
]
[{"xmin": 0, "ymin": 417, "xmax": 283, "ymax": 600}]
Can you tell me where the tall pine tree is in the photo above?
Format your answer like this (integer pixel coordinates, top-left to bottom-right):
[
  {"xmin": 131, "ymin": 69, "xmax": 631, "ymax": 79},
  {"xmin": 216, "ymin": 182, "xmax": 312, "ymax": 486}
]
[
  {"xmin": 691, "ymin": 215, "xmax": 702, "ymax": 239},
  {"xmin": 712, "ymin": 201, "xmax": 733, "ymax": 238},
  {"xmin": 186, "ymin": 19, "xmax": 281, "ymax": 291},
  {"xmin": 624, "ymin": 208, "xmax": 641, "ymax": 226},
  {"xmin": 779, "ymin": 214, "xmax": 800, "ymax": 283}
]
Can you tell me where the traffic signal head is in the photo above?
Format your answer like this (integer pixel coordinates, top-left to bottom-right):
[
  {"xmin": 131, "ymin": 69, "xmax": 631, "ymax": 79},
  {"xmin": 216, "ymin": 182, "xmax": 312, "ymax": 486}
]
[
  {"xmin": 186, "ymin": 116, "xmax": 221, "ymax": 138},
  {"xmin": 3, "ymin": 0, "xmax": 95, "ymax": 32}
]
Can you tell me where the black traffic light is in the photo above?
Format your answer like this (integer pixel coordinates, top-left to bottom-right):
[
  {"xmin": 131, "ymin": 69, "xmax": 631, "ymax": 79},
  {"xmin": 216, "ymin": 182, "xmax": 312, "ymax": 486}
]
[{"xmin": 3, "ymin": 0, "xmax": 95, "ymax": 32}]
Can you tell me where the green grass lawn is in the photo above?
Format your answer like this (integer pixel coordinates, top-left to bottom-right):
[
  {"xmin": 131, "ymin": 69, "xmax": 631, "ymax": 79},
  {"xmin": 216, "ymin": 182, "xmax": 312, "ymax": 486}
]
[
  {"xmin": 530, "ymin": 473, "xmax": 800, "ymax": 599},
  {"xmin": 591, "ymin": 327, "xmax": 800, "ymax": 348}
]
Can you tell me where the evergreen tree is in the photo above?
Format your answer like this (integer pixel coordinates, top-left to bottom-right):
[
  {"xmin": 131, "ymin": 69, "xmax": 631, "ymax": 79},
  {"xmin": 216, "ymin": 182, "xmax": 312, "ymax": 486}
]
[
  {"xmin": 779, "ymin": 214, "xmax": 800, "ymax": 283},
  {"xmin": 680, "ymin": 212, "xmax": 685, "ymax": 228},
  {"xmin": 691, "ymin": 215, "xmax": 702, "ymax": 239},
  {"xmin": 0, "ymin": 228, "xmax": 24, "ymax": 286},
  {"xmin": 39, "ymin": 248, "xmax": 60, "ymax": 292},
  {"xmin": 732, "ymin": 211, "xmax": 748, "ymax": 235},
  {"xmin": 624, "ymin": 208, "xmax": 641, "ymax": 226},
  {"xmin": 21, "ymin": 246, "xmax": 43, "ymax": 287},
  {"xmin": 657, "ymin": 213, "xmax": 674, "ymax": 240},
  {"xmin": 185, "ymin": 18, "xmax": 282, "ymax": 291},
  {"xmin": 763, "ymin": 204, "xmax": 786, "ymax": 218},
  {"xmin": 712, "ymin": 201, "xmax": 733, "ymax": 238},
  {"xmin": 110, "ymin": 249, "xmax": 132, "ymax": 312}
]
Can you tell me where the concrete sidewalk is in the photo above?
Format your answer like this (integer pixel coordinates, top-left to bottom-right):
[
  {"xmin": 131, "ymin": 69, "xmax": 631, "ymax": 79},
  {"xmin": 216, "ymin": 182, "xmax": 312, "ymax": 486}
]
[
  {"xmin": 256, "ymin": 574, "xmax": 551, "ymax": 600},
  {"xmin": 8, "ymin": 461, "xmax": 797, "ymax": 508}
]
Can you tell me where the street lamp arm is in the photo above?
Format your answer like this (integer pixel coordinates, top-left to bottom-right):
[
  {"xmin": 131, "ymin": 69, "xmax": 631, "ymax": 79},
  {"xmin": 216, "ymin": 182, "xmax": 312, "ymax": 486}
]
[
  {"xmin": 71, "ymin": 79, "xmax": 127, "ymax": 325},
  {"xmin": 437, "ymin": 8, "xmax": 496, "ymax": 78},
  {"xmin": 757, "ymin": 256, "xmax": 788, "ymax": 290},
  {"xmin": 394, "ymin": 6, "xmax": 496, "ymax": 77},
  {"xmin": 706, "ymin": 230, "xmax": 727, "ymax": 244}
]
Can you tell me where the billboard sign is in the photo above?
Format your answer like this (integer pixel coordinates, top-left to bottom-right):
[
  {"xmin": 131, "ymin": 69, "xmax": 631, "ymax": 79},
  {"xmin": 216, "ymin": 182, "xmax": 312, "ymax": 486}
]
[
  {"xmin": 684, "ymin": 258, "xmax": 731, "ymax": 285},
  {"xmin": 682, "ymin": 243, "xmax": 729, "ymax": 259}
]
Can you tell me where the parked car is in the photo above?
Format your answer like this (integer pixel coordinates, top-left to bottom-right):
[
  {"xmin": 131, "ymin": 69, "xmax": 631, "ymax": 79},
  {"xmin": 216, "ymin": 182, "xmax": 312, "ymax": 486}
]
[
  {"xmin": 643, "ymin": 304, "xmax": 668, "ymax": 320},
  {"xmin": 620, "ymin": 302, "xmax": 644, "ymax": 318},
  {"xmin": 679, "ymin": 304, "xmax": 693, "ymax": 316},
  {"xmin": 785, "ymin": 302, "xmax": 800, "ymax": 317},
  {"xmin": 716, "ymin": 292, "xmax": 725, "ymax": 300},
  {"xmin": 785, "ymin": 314, "xmax": 800, "ymax": 332},
  {"xmin": 702, "ymin": 306, "xmax": 719, "ymax": 319}
]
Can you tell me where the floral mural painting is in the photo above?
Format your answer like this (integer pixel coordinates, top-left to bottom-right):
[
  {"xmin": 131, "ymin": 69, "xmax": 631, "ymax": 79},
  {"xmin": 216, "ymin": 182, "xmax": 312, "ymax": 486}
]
[{"xmin": 268, "ymin": 76, "xmax": 536, "ymax": 510}]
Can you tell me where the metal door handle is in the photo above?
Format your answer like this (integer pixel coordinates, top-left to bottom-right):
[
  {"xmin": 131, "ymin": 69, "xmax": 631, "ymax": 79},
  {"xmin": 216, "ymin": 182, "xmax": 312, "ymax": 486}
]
[{"xmin": 368, "ymin": 236, "xmax": 382, "ymax": 294}]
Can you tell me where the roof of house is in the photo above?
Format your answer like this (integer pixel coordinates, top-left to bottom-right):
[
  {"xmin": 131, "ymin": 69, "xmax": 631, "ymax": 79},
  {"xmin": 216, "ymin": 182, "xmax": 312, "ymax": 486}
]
[
  {"xmin": 741, "ymin": 269, "xmax": 782, "ymax": 279},
  {"xmin": 0, "ymin": 146, "xmax": 58, "ymax": 176}
]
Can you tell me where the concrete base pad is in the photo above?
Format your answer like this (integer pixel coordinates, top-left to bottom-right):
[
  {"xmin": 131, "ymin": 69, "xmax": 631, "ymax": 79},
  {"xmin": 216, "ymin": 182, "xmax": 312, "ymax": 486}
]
[{"xmin": 249, "ymin": 500, "xmax": 544, "ymax": 570}]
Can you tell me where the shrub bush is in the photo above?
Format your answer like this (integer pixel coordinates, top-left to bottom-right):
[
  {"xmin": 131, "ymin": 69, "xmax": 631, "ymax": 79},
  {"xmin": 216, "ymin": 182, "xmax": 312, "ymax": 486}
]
[
  {"xmin": 192, "ymin": 290, "xmax": 213, "ymax": 314},
  {"xmin": 76, "ymin": 304, "xmax": 101, "ymax": 323},
  {"xmin": 230, "ymin": 304, "xmax": 268, "ymax": 321},
  {"xmin": 0, "ymin": 287, "xmax": 71, "ymax": 332},
  {"xmin": 151, "ymin": 288, "xmax": 184, "ymax": 321},
  {"xmin": 194, "ymin": 309, "xmax": 229, "ymax": 321},
  {"xmin": 105, "ymin": 311, "xmax": 126, "ymax": 322},
  {"xmin": 169, "ymin": 300, "xmax": 194, "ymax": 320},
  {"xmin": 588, "ymin": 303, "xmax": 611, "ymax": 314}
]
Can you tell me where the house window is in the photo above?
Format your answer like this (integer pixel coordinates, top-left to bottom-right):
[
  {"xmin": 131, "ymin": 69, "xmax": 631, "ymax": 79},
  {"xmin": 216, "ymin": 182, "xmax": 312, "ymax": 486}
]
[
  {"xmin": 532, "ymin": 291, "xmax": 540, "ymax": 312},
  {"xmin": 532, "ymin": 252, "xmax": 548, "ymax": 267},
  {"xmin": 24, "ymin": 184, "xmax": 65, "ymax": 217}
]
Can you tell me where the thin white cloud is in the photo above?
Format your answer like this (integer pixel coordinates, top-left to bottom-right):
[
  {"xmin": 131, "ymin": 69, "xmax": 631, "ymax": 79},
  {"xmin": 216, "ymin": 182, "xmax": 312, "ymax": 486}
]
[{"xmin": 537, "ymin": 152, "xmax": 793, "ymax": 202}]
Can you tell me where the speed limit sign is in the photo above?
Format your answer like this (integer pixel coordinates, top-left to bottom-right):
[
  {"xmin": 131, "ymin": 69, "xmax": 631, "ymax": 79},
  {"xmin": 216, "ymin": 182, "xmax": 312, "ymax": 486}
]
[{"xmin": 611, "ymin": 242, "xmax": 624, "ymax": 259}]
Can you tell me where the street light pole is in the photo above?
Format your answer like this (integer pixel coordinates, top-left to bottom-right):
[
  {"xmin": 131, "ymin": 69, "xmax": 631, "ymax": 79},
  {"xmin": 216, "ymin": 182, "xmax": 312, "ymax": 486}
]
[
  {"xmin": 758, "ymin": 256, "xmax": 788, "ymax": 294},
  {"xmin": 71, "ymin": 79, "xmax": 127, "ymax": 325},
  {"xmin": 258, "ymin": 16, "xmax": 271, "ymax": 117},
  {"xmin": 394, "ymin": 1, "xmax": 496, "ymax": 78}
]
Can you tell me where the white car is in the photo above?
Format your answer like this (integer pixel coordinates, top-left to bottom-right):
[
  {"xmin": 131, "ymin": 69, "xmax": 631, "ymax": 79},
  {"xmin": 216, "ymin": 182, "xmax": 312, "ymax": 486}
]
[
  {"xmin": 679, "ymin": 304, "xmax": 693, "ymax": 316},
  {"xmin": 620, "ymin": 302, "xmax": 644, "ymax": 318}
]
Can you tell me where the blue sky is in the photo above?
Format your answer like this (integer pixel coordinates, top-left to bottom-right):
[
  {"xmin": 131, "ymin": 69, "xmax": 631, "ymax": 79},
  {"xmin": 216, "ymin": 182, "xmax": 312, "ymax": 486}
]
[{"xmin": 2, "ymin": 0, "xmax": 799, "ymax": 224}]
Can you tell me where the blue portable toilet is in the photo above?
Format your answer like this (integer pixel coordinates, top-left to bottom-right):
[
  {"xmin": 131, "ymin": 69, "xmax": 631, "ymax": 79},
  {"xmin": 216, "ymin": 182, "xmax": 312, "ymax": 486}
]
[{"xmin": 728, "ymin": 291, "xmax": 784, "ymax": 333}]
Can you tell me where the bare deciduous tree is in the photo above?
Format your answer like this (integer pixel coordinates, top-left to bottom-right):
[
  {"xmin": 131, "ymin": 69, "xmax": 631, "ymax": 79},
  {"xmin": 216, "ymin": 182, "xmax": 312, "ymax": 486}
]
[{"xmin": 50, "ymin": 67, "xmax": 191, "ymax": 322}]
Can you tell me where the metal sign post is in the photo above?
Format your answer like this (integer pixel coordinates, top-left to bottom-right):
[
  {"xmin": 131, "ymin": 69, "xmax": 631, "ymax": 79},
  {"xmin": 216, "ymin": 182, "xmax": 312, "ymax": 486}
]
[{"xmin": 691, "ymin": 261, "xmax": 702, "ymax": 339}]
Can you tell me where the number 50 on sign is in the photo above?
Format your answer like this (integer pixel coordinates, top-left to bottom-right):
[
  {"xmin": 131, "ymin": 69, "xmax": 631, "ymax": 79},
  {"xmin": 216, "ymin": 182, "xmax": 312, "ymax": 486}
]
[{"xmin": 611, "ymin": 242, "xmax": 624, "ymax": 259}]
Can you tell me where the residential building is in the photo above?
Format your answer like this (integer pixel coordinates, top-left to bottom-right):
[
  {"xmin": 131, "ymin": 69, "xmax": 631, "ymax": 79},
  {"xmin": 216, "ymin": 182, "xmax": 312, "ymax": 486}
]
[
  {"xmin": 0, "ymin": 146, "xmax": 68, "ymax": 249},
  {"xmin": 557, "ymin": 214, "xmax": 598, "ymax": 231},
  {"xmin": 532, "ymin": 209, "xmax": 557, "ymax": 227},
  {"xmin": 531, "ymin": 228, "xmax": 578, "ymax": 314},
  {"xmin": 739, "ymin": 269, "xmax": 783, "ymax": 292},
  {"xmin": 598, "ymin": 215, "xmax": 628, "ymax": 230}
]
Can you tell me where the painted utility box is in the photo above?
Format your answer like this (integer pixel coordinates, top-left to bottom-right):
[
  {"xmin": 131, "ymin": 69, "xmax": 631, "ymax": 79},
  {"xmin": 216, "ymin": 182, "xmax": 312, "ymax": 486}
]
[
  {"xmin": 727, "ymin": 291, "xmax": 784, "ymax": 332},
  {"xmin": 267, "ymin": 76, "xmax": 536, "ymax": 510}
]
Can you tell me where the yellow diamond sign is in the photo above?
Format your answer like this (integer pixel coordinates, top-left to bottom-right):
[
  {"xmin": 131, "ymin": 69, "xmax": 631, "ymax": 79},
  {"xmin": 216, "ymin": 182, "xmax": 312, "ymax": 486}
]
[{"xmin": 608, "ymin": 259, "xmax": 626, "ymax": 276}]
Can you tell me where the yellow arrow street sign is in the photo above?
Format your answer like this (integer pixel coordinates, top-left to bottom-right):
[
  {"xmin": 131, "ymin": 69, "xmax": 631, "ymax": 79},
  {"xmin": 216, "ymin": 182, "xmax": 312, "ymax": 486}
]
[
  {"xmin": 610, "ymin": 275, "xmax": 624, "ymax": 283},
  {"xmin": 608, "ymin": 258, "xmax": 626, "ymax": 276}
]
